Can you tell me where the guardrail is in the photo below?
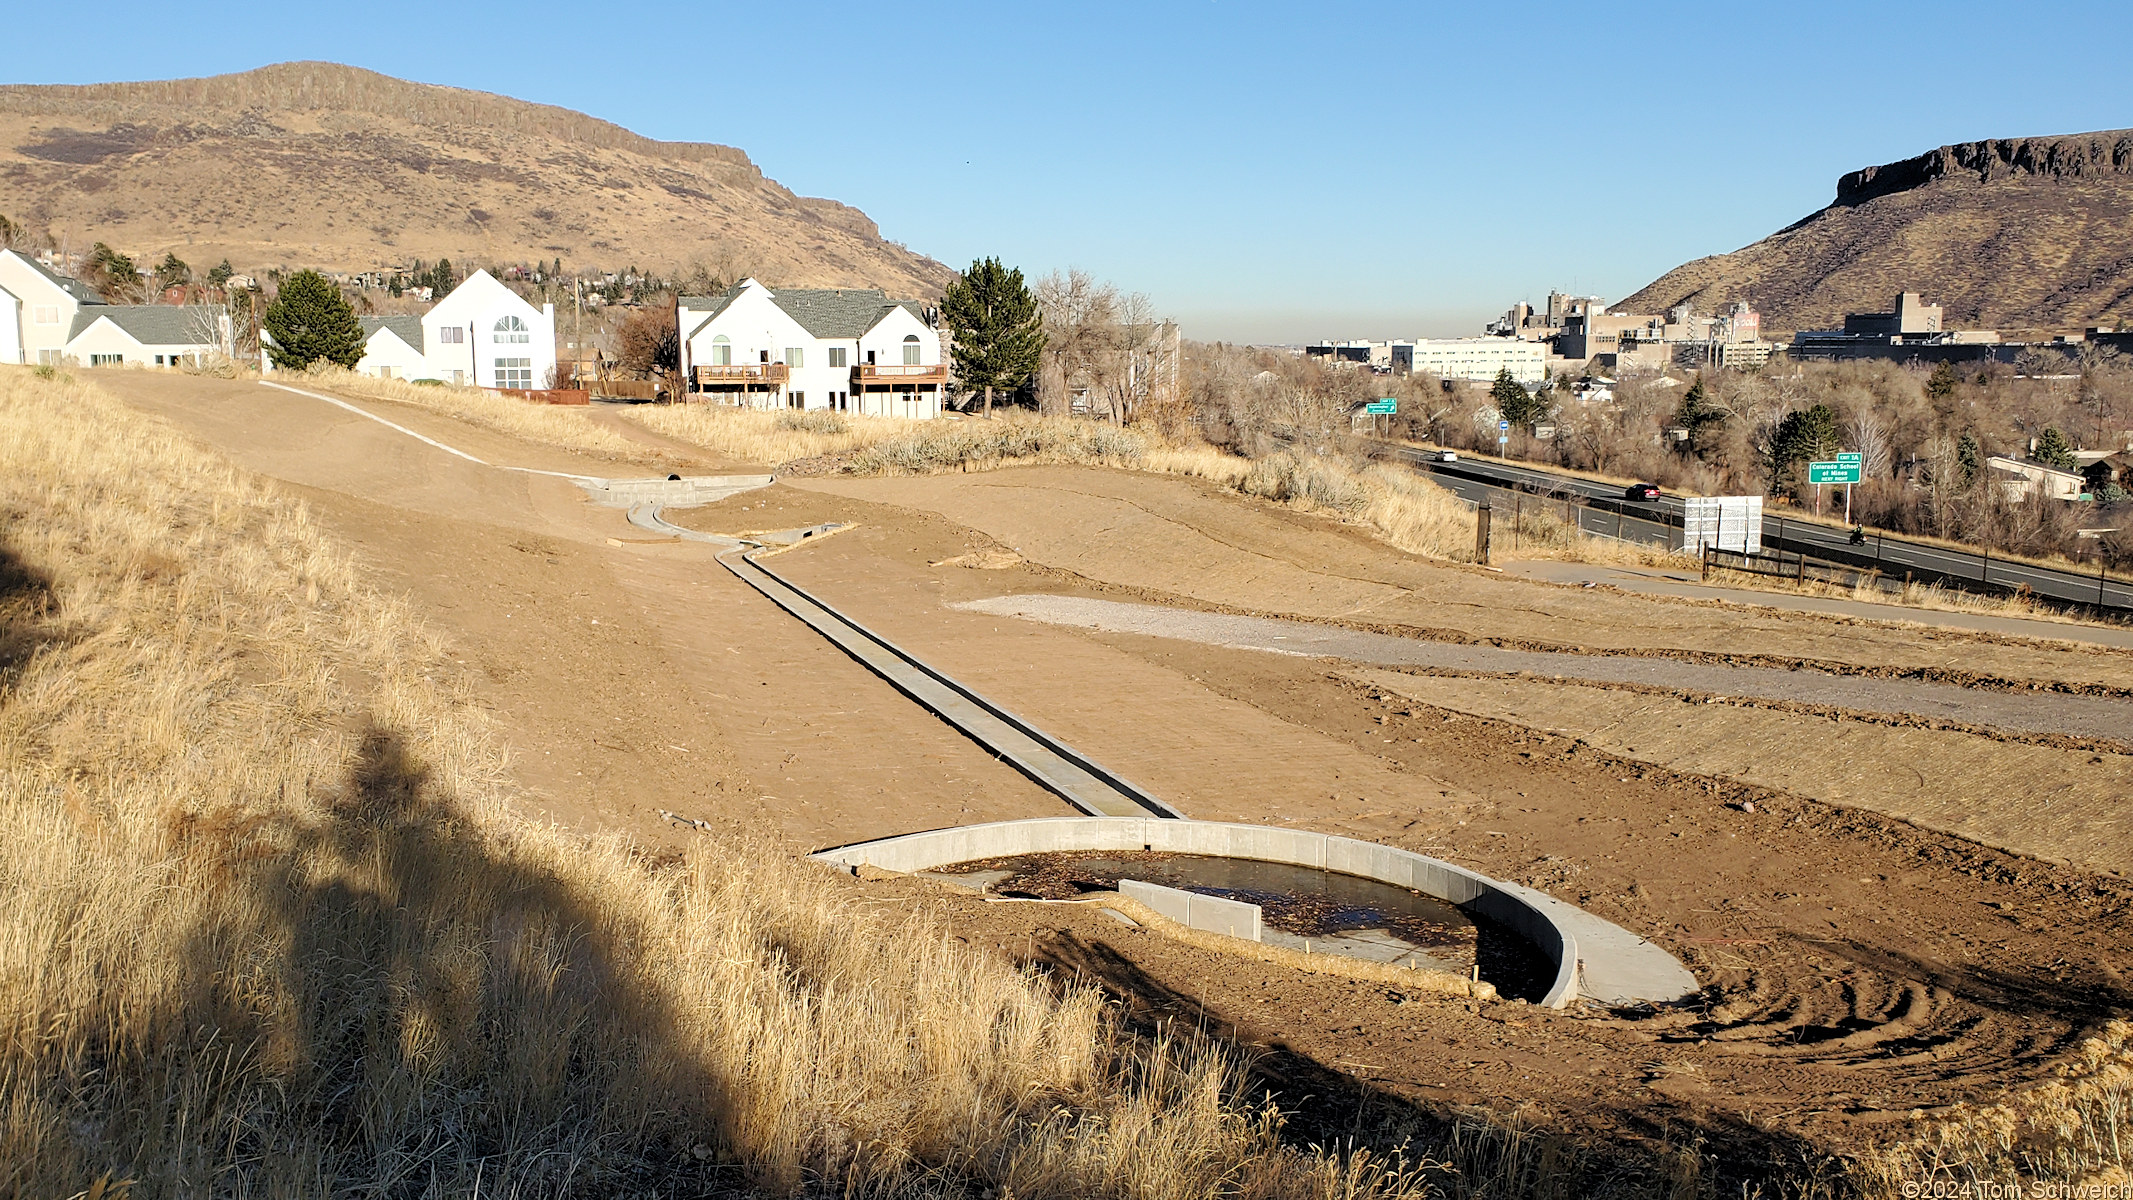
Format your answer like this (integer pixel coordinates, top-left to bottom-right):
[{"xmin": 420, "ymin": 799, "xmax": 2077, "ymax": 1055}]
[{"xmin": 1374, "ymin": 443, "xmax": 2129, "ymax": 617}]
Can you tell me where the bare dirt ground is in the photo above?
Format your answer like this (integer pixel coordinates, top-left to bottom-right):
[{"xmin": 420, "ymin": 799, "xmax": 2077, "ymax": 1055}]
[{"xmin": 96, "ymin": 372, "xmax": 2133, "ymax": 1180}]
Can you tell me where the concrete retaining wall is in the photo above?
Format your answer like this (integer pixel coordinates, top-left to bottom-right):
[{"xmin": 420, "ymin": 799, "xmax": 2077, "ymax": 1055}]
[
  {"xmin": 810, "ymin": 817, "xmax": 1655, "ymax": 1008},
  {"xmin": 1119, "ymin": 879, "xmax": 1263, "ymax": 941}
]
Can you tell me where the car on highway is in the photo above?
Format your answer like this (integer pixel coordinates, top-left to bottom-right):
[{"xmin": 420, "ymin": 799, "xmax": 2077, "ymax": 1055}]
[
  {"xmin": 1431, "ymin": 450, "xmax": 1458, "ymax": 462},
  {"xmin": 1623, "ymin": 482, "xmax": 1663, "ymax": 501}
]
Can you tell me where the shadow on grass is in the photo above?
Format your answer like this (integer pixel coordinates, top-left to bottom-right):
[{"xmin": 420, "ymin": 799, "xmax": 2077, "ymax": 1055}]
[
  {"xmin": 0, "ymin": 544, "xmax": 57, "ymax": 688},
  {"xmin": 75, "ymin": 725, "xmax": 766, "ymax": 1195}
]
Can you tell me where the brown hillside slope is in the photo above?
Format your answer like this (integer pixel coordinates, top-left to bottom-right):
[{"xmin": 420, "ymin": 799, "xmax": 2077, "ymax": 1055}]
[
  {"xmin": 1620, "ymin": 130, "xmax": 2133, "ymax": 334},
  {"xmin": 0, "ymin": 61, "xmax": 951, "ymax": 295}
]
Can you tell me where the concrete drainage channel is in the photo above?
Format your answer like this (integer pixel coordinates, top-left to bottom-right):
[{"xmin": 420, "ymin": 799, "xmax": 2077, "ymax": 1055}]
[{"xmin": 619, "ymin": 487, "xmax": 1697, "ymax": 1010}]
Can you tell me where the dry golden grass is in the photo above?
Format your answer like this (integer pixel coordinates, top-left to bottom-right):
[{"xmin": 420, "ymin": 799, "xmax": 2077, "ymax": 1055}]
[
  {"xmin": 0, "ymin": 366, "xmax": 1470, "ymax": 1197},
  {"xmin": 1703, "ymin": 565, "xmax": 2132, "ymax": 631},
  {"xmin": 630, "ymin": 403, "xmax": 933, "ymax": 465},
  {"xmin": 1856, "ymin": 1020, "xmax": 2133, "ymax": 1187},
  {"xmin": 290, "ymin": 362, "xmax": 671, "ymax": 465},
  {"xmin": 629, "ymin": 406, "xmax": 1511, "ymax": 562}
]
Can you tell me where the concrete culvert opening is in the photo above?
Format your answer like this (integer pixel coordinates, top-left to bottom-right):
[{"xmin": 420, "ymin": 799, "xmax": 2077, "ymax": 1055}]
[
  {"xmin": 928, "ymin": 849, "xmax": 1557, "ymax": 1001},
  {"xmin": 812, "ymin": 818, "xmax": 1700, "ymax": 1009},
  {"xmin": 668, "ymin": 473, "xmax": 681, "ymax": 481}
]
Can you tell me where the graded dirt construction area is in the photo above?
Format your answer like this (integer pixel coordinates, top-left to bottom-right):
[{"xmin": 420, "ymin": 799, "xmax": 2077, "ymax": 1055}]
[{"xmin": 92, "ymin": 372, "xmax": 2133, "ymax": 1175}]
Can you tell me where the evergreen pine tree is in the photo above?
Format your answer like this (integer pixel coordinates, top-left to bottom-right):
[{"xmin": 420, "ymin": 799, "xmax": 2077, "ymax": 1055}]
[
  {"xmin": 941, "ymin": 258, "xmax": 1045, "ymax": 415},
  {"xmin": 1673, "ymin": 375, "xmax": 1725, "ymax": 453},
  {"xmin": 1771, "ymin": 403, "xmax": 1841, "ymax": 496},
  {"xmin": 263, "ymin": 270, "xmax": 365, "ymax": 370},
  {"xmin": 1927, "ymin": 361, "xmax": 1960, "ymax": 402},
  {"xmin": 153, "ymin": 252, "xmax": 192, "ymax": 292},
  {"xmin": 2034, "ymin": 426, "xmax": 2078, "ymax": 470},
  {"xmin": 1955, "ymin": 431, "xmax": 1980, "ymax": 484},
  {"xmin": 1491, "ymin": 367, "xmax": 1549, "ymax": 428}
]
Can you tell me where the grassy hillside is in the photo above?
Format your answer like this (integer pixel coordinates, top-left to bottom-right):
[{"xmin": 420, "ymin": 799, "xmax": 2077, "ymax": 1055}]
[{"xmin": 0, "ymin": 62, "xmax": 950, "ymax": 293}]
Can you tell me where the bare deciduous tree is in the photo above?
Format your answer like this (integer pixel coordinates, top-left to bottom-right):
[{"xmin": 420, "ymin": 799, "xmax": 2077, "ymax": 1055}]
[{"xmin": 1847, "ymin": 408, "xmax": 1892, "ymax": 479}]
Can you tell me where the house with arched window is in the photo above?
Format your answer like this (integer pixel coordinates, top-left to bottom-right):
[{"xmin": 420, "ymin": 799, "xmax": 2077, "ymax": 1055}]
[
  {"xmin": 677, "ymin": 278, "xmax": 945, "ymax": 418},
  {"xmin": 412, "ymin": 269, "xmax": 557, "ymax": 389}
]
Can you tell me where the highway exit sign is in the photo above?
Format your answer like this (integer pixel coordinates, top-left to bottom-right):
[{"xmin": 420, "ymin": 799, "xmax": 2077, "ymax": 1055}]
[
  {"xmin": 1366, "ymin": 398, "xmax": 1397, "ymax": 415},
  {"xmin": 1837, "ymin": 452, "xmax": 1862, "ymax": 464},
  {"xmin": 1808, "ymin": 461, "xmax": 1861, "ymax": 484}
]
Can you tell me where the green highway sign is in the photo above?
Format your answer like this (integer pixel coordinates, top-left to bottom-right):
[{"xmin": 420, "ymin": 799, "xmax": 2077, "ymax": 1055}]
[
  {"xmin": 1808, "ymin": 461, "xmax": 1861, "ymax": 484},
  {"xmin": 1366, "ymin": 398, "xmax": 1397, "ymax": 415},
  {"xmin": 1836, "ymin": 452, "xmax": 1863, "ymax": 464}
]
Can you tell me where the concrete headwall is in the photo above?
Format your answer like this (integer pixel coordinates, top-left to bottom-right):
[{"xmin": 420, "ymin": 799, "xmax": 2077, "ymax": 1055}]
[
  {"xmin": 803, "ymin": 817, "xmax": 1690, "ymax": 1009},
  {"xmin": 1119, "ymin": 878, "xmax": 1263, "ymax": 941}
]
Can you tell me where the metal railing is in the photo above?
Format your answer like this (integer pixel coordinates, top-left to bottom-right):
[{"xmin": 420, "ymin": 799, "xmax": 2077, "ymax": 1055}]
[{"xmin": 695, "ymin": 363, "xmax": 790, "ymax": 385}]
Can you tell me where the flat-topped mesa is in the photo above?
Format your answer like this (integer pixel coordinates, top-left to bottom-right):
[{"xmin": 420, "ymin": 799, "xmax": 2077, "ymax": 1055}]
[
  {"xmin": 1618, "ymin": 126, "xmax": 2133, "ymax": 332},
  {"xmin": 1836, "ymin": 129, "xmax": 2133, "ymax": 208}
]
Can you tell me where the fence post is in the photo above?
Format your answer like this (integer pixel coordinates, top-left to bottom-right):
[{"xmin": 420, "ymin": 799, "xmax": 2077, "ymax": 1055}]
[
  {"xmin": 1981, "ymin": 546, "xmax": 1990, "ymax": 585},
  {"xmin": 1513, "ymin": 494, "xmax": 1521, "ymax": 553},
  {"xmin": 1475, "ymin": 502, "xmax": 1492, "ymax": 565},
  {"xmin": 1797, "ymin": 550, "xmax": 1806, "ymax": 583},
  {"xmin": 2103, "ymin": 558, "xmax": 2111, "ymax": 608},
  {"xmin": 1702, "ymin": 545, "xmax": 1711, "ymax": 582}
]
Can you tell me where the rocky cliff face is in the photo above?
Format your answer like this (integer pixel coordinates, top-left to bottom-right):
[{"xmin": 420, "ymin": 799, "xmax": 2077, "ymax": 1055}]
[
  {"xmin": 1620, "ymin": 129, "xmax": 2133, "ymax": 334},
  {"xmin": 1835, "ymin": 132, "xmax": 2133, "ymax": 207},
  {"xmin": 0, "ymin": 62, "xmax": 951, "ymax": 296}
]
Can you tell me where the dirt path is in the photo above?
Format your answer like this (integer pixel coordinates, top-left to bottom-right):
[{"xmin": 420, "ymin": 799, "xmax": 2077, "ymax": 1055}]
[
  {"xmin": 952, "ymin": 592, "xmax": 2133, "ymax": 743},
  {"xmin": 102, "ymin": 372, "xmax": 1067, "ymax": 849}
]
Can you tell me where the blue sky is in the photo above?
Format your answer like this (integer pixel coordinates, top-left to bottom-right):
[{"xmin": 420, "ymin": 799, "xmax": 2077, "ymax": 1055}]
[{"xmin": 6, "ymin": 1, "xmax": 2130, "ymax": 341}]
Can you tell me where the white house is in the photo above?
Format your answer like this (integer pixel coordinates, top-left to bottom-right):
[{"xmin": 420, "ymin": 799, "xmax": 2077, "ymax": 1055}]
[
  {"xmin": 0, "ymin": 248, "xmax": 103, "ymax": 365},
  {"xmin": 261, "ymin": 269, "xmax": 556, "ymax": 388},
  {"xmin": 420, "ymin": 269, "xmax": 556, "ymax": 389},
  {"xmin": 67, "ymin": 306, "xmax": 234, "ymax": 367},
  {"xmin": 354, "ymin": 316, "xmax": 428, "ymax": 380},
  {"xmin": 678, "ymin": 279, "xmax": 945, "ymax": 418},
  {"xmin": 1987, "ymin": 455, "xmax": 2087, "ymax": 502},
  {"xmin": 0, "ymin": 282, "xmax": 19, "ymax": 365}
]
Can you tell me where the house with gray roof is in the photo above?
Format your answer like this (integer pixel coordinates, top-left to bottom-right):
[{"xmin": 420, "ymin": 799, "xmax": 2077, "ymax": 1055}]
[
  {"xmin": 0, "ymin": 248, "xmax": 106, "ymax": 365},
  {"xmin": 354, "ymin": 315, "xmax": 428, "ymax": 380},
  {"xmin": 677, "ymin": 278, "xmax": 946, "ymax": 417},
  {"xmin": 65, "ymin": 304, "xmax": 232, "ymax": 368}
]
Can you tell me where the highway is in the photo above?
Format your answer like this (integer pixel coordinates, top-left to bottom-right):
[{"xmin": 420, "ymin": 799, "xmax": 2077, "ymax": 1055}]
[{"xmin": 1376, "ymin": 444, "xmax": 2133, "ymax": 613}]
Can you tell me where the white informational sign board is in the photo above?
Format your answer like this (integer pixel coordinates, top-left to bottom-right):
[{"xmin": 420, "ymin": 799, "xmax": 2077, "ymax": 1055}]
[{"xmin": 1681, "ymin": 495, "xmax": 1763, "ymax": 555}]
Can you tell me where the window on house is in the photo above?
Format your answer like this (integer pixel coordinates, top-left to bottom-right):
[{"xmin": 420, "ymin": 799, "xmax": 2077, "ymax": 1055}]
[
  {"xmin": 828, "ymin": 346, "xmax": 847, "ymax": 369},
  {"xmin": 494, "ymin": 316, "xmax": 530, "ymax": 344},
  {"xmin": 712, "ymin": 334, "xmax": 731, "ymax": 366},
  {"xmin": 902, "ymin": 334, "xmax": 921, "ymax": 366},
  {"xmin": 785, "ymin": 347, "xmax": 804, "ymax": 369},
  {"xmin": 32, "ymin": 305, "xmax": 60, "ymax": 325},
  {"xmin": 495, "ymin": 358, "xmax": 533, "ymax": 388},
  {"xmin": 36, "ymin": 350, "xmax": 61, "ymax": 366},
  {"xmin": 90, "ymin": 354, "xmax": 123, "ymax": 366},
  {"xmin": 438, "ymin": 326, "xmax": 465, "ymax": 344},
  {"xmin": 790, "ymin": 392, "xmax": 805, "ymax": 408}
]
